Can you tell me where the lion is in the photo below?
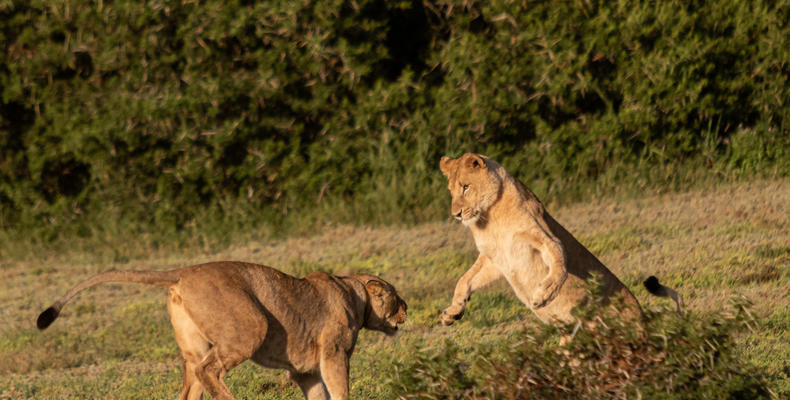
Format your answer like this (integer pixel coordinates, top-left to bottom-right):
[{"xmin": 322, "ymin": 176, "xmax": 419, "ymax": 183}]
[
  {"xmin": 37, "ymin": 261, "xmax": 407, "ymax": 400},
  {"xmin": 438, "ymin": 153, "xmax": 680, "ymax": 326}
]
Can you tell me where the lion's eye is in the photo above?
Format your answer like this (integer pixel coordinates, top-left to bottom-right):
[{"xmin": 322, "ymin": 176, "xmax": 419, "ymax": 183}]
[{"xmin": 462, "ymin": 184, "xmax": 469, "ymax": 194}]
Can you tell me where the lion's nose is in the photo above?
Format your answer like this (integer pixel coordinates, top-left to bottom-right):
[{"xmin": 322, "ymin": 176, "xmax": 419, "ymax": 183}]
[{"xmin": 453, "ymin": 210, "xmax": 462, "ymax": 220}]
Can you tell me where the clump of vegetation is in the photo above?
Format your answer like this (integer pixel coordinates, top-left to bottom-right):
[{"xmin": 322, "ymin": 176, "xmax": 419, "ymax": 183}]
[{"xmin": 388, "ymin": 284, "xmax": 775, "ymax": 399}]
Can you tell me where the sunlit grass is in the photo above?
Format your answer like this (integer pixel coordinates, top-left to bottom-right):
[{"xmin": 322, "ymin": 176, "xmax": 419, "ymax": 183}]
[{"xmin": 1, "ymin": 180, "xmax": 787, "ymax": 398}]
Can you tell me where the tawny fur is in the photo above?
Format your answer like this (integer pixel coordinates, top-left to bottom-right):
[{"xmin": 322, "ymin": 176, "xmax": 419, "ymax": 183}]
[
  {"xmin": 439, "ymin": 153, "xmax": 679, "ymax": 326},
  {"xmin": 37, "ymin": 261, "xmax": 407, "ymax": 400}
]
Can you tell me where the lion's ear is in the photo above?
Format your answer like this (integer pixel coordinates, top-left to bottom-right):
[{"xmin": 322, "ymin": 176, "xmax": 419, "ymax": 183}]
[
  {"xmin": 366, "ymin": 280, "xmax": 387, "ymax": 297},
  {"xmin": 439, "ymin": 156, "xmax": 455, "ymax": 178},
  {"xmin": 462, "ymin": 153, "xmax": 485, "ymax": 170}
]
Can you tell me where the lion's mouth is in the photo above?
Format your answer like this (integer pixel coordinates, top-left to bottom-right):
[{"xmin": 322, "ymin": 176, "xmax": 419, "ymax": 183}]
[
  {"xmin": 460, "ymin": 210, "xmax": 481, "ymax": 224},
  {"xmin": 382, "ymin": 318, "xmax": 405, "ymax": 336}
]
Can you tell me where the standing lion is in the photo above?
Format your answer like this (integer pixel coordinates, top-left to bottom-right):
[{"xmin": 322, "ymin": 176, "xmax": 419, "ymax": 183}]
[{"xmin": 37, "ymin": 262, "xmax": 407, "ymax": 400}]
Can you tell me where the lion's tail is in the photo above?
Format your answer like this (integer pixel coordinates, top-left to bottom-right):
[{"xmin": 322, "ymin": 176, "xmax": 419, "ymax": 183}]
[
  {"xmin": 643, "ymin": 276, "xmax": 683, "ymax": 315},
  {"xmin": 37, "ymin": 270, "xmax": 179, "ymax": 330}
]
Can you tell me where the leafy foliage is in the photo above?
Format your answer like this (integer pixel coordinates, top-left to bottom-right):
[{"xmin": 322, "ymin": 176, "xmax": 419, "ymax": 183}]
[
  {"xmin": 1, "ymin": 0, "xmax": 789, "ymax": 243},
  {"xmin": 387, "ymin": 289, "xmax": 775, "ymax": 399}
]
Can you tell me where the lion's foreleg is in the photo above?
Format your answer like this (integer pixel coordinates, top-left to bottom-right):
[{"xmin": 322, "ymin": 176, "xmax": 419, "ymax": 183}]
[
  {"xmin": 318, "ymin": 350, "xmax": 350, "ymax": 400},
  {"xmin": 290, "ymin": 372, "xmax": 329, "ymax": 400},
  {"xmin": 523, "ymin": 230, "xmax": 568, "ymax": 309},
  {"xmin": 315, "ymin": 325, "xmax": 353, "ymax": 400},
  {"xmin": 441, "ymin": 255, "xmax": 501, "ymax": 325}
]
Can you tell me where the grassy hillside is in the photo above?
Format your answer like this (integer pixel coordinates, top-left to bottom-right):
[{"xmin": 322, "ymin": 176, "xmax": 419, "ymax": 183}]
[{"xmin": 1, "ymin": 179, "xmax": 787, "ymax": 398}]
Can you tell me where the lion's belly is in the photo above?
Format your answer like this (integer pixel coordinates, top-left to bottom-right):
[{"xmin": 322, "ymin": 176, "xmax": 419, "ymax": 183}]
[
  {"xmin": 532, "ymin": 277, "xmax": 588, "ymax": 323},
  {"xmin": 488, "ymin": 243, "xmax": 546, "ymax": 303},
  {"xmin": 486, "ymin": 241, "xmax": 585, "ymax": 324},
  {"xmin": 252, "ymin": 335, "xmax": 321, "ymax": 373},
  {"xmin": 506, "ymin": 270, "xmax": 586, "ymax": 324}
]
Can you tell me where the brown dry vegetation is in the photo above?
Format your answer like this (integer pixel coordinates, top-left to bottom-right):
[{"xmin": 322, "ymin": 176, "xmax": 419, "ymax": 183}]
[{"xmin": 0, "ymin": 179, "xmax": 788, "ymax": 398}]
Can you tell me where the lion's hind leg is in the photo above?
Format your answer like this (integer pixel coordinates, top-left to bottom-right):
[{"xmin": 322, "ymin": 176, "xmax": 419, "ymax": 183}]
[
  {"xmin": 177, "ymin": 282, "xmax": 270, "ymax": 399},
  {"xmin": 192, "ymin": 325, "xmax": 269, "ymax": 400},
  {"xmin": 194, "ymin": 348, "xmax": 237, "ymax": 400},
  {"xmin": 179, "ymin": 359, "xmax": 205, "ymax": 400},
  {"xmin": 168, "ymin": 287, "xmax": 210, "ymax": 400}
]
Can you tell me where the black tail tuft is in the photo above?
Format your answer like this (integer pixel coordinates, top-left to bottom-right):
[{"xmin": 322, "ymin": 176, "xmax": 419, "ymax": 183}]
[
  {"xmin": 37, "ymin": 307, "xmax": 59, "ymax": 330},
  {"xmin": 643, "ymin": 276, "xmax": 661, "ymax": 295}
]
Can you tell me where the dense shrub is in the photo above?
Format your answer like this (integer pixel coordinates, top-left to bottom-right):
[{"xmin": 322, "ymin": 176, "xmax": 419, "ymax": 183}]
[
  {"xmin": 1, "ymin": 0, "xmax": 789, "ymax": 242},
  {"xmin": 387, "ymin": 291, "xmax": 775, "ymax": 399}
]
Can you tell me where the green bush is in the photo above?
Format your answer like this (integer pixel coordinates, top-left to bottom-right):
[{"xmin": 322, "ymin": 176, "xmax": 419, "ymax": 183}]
[
  {"xmin": 1, "ymin": 0, "xmax": 789, "ymax": 245},
  {"xmin": 387, "ymin": 294, "xmax": 775, "ymax": 399}
]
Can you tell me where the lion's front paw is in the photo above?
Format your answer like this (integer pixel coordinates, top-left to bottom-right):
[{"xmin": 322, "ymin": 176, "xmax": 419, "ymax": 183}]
[
  {"xmin": 440, "ymin": 305, "xmax": 465, "ymax": 326},
  {"xmin": 532, "ymin": 280, "xmax": 562, "ymax": 308}
]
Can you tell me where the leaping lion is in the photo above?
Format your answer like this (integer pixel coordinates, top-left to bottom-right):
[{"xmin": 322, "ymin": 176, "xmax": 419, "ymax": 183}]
[
  {"xmin": 438, "ymin": 153, "xmax": 680, "ymax": 326},
  {"xmin": 37, "ymin": 261, "xmax": 407, "ymax": 400}
]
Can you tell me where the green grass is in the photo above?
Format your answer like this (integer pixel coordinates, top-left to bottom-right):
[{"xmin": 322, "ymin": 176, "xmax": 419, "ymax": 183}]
[{"xmin": 0, "ymin": 179, "xmax": 788, "ymax": 398}]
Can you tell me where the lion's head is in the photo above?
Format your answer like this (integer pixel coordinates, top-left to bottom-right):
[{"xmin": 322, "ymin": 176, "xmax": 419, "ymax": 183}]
[
  {"xmin": 354, "ymin": 274, "xmax": 408, "ymax": 336},
  {"xmin": 439, "ymin": 153, "xmax": 503, "ymax": 226}
]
